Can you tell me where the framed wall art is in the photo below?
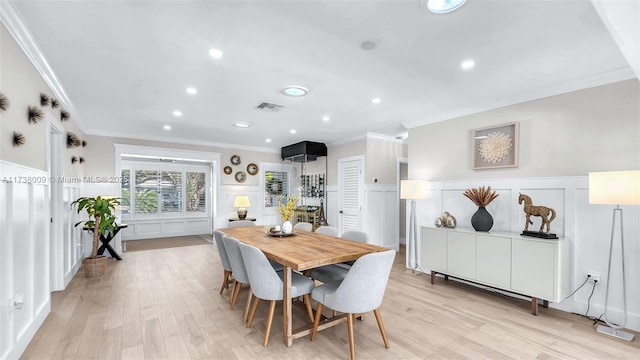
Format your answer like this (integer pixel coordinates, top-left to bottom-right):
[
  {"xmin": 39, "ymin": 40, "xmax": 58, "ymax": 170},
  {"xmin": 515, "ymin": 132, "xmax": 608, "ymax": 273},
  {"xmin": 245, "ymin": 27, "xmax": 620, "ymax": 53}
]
[{"xmin": 472, "ymin": 122, "xmax": 519, "ymax": 170}]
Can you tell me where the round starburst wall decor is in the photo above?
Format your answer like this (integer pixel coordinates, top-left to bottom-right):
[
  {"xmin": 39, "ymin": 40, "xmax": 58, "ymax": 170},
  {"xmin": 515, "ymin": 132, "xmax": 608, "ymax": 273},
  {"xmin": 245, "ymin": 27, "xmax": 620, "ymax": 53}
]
[{"xmin": 478, "ymin": 131, "xmax": 513, "ymax": 163}]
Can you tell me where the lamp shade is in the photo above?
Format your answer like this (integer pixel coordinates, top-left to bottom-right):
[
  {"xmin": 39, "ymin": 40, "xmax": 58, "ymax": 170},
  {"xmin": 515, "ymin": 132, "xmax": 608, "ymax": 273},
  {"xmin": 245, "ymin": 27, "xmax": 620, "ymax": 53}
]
[
  {"xmin": 233, "ymin": 195, "xmax": 251, "ymax": 208},
  {"xmin": 589, "ymin": 170, "xmax": 640, "ymax": 205},
  {"xmin": 400, "ymin": 180, "xmax": 428, "ymax": 200}
]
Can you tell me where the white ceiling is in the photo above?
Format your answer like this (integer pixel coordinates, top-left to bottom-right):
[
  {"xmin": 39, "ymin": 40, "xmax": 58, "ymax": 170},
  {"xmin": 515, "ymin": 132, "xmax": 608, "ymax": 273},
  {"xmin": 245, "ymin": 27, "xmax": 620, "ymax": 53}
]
[{"xmin": 8, "ymin": 0, "xmax": 635, "ymax": 151}]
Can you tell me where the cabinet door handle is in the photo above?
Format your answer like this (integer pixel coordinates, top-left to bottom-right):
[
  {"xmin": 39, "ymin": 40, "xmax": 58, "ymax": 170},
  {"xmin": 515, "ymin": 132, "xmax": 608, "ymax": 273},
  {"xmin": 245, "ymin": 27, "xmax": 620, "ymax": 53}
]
[{"xmin": 339, "ymin": 210, "xmax": 343, "ymax": 214}]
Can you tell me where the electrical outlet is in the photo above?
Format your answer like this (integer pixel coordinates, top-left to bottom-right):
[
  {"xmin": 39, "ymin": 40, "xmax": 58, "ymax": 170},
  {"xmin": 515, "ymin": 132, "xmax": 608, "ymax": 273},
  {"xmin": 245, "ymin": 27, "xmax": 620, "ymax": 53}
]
[{"xmin": 588, "ymin": 271, "xmax": 600, "ymax": 283}]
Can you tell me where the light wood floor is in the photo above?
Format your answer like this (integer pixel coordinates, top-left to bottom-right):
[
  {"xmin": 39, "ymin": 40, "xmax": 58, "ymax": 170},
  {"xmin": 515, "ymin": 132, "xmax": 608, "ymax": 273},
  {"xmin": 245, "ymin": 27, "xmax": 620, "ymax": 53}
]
[
  {"xmin": 124, "ymin": 235, "xmax": 212, "ymax": 252},
  {"xmin": 22, "ymin": 244, "xmax": 639, "ymax": 359}
]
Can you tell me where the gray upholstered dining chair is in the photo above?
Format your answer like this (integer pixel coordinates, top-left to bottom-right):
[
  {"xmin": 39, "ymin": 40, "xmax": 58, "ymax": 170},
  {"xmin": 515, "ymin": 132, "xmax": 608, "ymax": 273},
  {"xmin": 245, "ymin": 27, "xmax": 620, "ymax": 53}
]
[
  {"xmin": 315, "ymin": 225, "xmax": 338, "ymax": 237},
  {"xmin": 310, "ymin": 250, "xmax": 396, "ymax": 360},
  {"xmin": 229, "ymin": 220, "xmax": 256, "ymax": 228},
  {"xmin": 238, "ymin": 242, "xmax": 316, "ymax": 346},
  {"xmin": 221, "ymin": 236, "xmax": 253, "ymax": 322},
  {"xmin": 341, "ymin": 230, "xmax": 368, "ymax": 243},
  {"xmin": 340, "ymin": 230, "xmax": 369, "ymax": 266},
  {"xmin": 213, "ymin": 230, "xmax": 233, "ymax": 295},
  {"xmin": 311, "ymin": 230, "xmax": 370, "ymax": 283},
  {"xmin": 293, "ymin": 222, "xmax": 313, "ymax": 232}
]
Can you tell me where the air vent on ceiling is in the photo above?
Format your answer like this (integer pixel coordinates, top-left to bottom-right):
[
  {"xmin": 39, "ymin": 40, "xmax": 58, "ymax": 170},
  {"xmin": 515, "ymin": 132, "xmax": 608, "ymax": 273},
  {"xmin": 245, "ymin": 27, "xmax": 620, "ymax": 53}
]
[{"xmin": 256, "ymin": 102, "xmax": 283, "ymax": 112}]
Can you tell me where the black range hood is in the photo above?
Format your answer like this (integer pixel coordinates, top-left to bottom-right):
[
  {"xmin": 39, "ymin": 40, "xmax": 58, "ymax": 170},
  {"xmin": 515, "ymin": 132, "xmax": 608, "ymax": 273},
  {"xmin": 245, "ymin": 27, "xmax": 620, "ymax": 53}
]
[{"xmin": 281, "ymin": 141, "xmax": 327, "ymax": 162}]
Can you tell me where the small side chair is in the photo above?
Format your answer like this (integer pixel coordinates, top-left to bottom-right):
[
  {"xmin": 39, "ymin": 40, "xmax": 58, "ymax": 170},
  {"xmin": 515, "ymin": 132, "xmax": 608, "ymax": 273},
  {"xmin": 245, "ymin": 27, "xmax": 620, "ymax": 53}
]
[
  {"xmin": 239, "ymin": 242, "xmax": 316, "ymax": 346},
  {"xmin": 229, "ymin": 220, "xmax": 256, "ymax": 228},
  {"xmin": 315, "ymin": 225, "xmax": 338, "ymax": 237},
  {"xmin": 293, "ymin": 222, "xmax": 313, "ymax": 232},
  {"xmin": 311, "ymin": 250, "xmax": 396, "ymax": 360},
  {"xmin": 213, "ymin": 230, "xmax": 233, "ymax": 294}
]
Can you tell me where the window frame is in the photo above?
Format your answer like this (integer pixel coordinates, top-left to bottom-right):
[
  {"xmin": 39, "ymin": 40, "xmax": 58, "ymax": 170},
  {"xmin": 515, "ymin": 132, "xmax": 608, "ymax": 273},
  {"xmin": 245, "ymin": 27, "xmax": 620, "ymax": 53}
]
[{"xmin": 121, "ymin": 160, "xmax": 211, "ymax": 220}]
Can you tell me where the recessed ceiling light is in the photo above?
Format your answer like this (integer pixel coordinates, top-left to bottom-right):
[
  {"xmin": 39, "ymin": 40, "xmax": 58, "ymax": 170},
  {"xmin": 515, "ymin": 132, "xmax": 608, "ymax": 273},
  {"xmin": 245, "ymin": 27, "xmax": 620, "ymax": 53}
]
[
  {"xmin": 266, "ymin": 138, "xmax": 272, "ymax": 143},
  {"xmin": 172, "ymin": 110, "xmax": 182, "ymax": 117},
  {"xmin": 282, "ymin": 86, "xmax": 308, "ymax": 97},
  {"xmin": 426, "ymin": 0, "xmax": 467, "ymax": 14},
  {"xmin": 461, "ymin": 60, "xmax": 475, "ymax": 70},
  {"xmin": 360, "ymin": 40, "xmax": 377, "ymax": 51},
  {"xmin": 163, "ymin": 125, "xmax": 171, "ymax": 130},
  {"xmin": 322, "ymin": 116, "xmax": 330, "ymax": 122},
  {"xmin": 371, "ymin": 97, "xmax": 381, "ymax": 104},
  {"xmin": 186, "ymin": 87, "xmax": 197, "ymax": 95},
  {"xmin": 290, "ymin": 129, "xmax": 297, "ymax": 134},
  {"xmin": 234, "ymin": 122, "xmax": 252, "ymax": 128},
  {"xmin": 209, "ymin": 48, "xmax": 223, "ymax": 59}
]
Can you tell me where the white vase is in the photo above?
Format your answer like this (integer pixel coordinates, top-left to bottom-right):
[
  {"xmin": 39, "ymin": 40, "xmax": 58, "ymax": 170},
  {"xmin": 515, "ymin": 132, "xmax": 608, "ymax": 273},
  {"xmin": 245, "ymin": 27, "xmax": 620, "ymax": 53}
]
[{"xmin": 282, "ymin": 221, "xmax": 293, "ymax": 234}]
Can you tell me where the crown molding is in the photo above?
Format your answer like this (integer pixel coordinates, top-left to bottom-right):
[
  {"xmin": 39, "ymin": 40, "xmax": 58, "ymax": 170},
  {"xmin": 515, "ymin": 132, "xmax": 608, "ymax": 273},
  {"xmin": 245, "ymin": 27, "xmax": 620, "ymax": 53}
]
[
  {"xmin": 0, "ymin": 0, "xmax": 84, "ymax": 131},
  {"xmin": 328, "ymin": 132, "xmax": 407, "ymax": 147},
  {"xmin": 86, "ymin": 128, "xmax": 279, "ymax": 154},
  {"xmin": 402, "ymin": 67, "xmax": 636, "ymax": 130}
]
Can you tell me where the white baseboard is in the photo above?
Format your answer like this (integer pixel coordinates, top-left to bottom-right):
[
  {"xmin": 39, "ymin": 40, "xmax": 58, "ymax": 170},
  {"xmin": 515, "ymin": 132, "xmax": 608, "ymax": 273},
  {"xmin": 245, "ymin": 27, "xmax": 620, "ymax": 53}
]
[{"xmin": 6, "ymin": 300, "xmax": 50, "ymax": 360}]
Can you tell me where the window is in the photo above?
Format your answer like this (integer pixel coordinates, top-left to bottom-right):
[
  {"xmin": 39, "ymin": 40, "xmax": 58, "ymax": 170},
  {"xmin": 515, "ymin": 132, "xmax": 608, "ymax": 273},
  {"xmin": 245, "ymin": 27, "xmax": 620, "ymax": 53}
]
[
  {"xmin": 264, "ymin": 170, "xmax": 289, "ymax": 208},
  {"xmin": 121, "ymin": 161, "xmax": 210, "ymax": 218},
  {"xmin": 261, "ymin": 162, "xmax": 295, "ymax": 211},
  {"xmin": 121, "ymin": 170, "xmax": 131, "ymax": 215},
  {"xmin": 161, "ymin": 171, "xmax": 182, "ymax": 213},
  {"xmin": 186, "ymin": 172, "xmax": 206, "ymax": 213}
]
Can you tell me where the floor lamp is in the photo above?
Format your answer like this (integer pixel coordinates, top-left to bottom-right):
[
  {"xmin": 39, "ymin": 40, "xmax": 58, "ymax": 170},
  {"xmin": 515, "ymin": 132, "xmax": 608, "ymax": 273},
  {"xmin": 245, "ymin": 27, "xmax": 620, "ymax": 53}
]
[
  {"xmin": 400, "ymin": 180, "xmax": 428, "ymax": 272},
  {"xmin": 589, "ymin": 170, "xmax": 640, "ymax": 341}
]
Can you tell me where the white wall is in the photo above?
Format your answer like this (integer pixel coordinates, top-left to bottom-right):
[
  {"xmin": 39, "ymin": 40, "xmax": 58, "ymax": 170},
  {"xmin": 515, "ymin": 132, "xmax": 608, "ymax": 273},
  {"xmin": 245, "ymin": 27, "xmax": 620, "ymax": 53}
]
[
  {"xmin": 409, "ymin": 80, "xmax": 639, "ymax": 181},
  {"xmin": 408, "ymin": 80, "xmax": 640, "ymax": 331},
  {"xmin": 0, "ymin": 162, "xmax": 51, "ymax": 360}
]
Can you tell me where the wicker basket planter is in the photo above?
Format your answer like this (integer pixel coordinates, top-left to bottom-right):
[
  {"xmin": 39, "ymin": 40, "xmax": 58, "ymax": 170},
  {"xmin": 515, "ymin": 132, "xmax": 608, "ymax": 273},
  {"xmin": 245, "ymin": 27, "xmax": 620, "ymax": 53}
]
[
  {"xmin": 72, "ymin": 196, "xmax": 121, "ymax": 278},
  {"xmin": 83, "ymin": 256, "xmax": 107, "ymax": 278}
]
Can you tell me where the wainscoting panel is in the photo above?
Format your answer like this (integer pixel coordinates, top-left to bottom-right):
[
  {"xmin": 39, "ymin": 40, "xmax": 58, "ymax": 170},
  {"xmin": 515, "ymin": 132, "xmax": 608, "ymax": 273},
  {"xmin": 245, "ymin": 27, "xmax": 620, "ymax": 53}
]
[
  {"xmin": 63, "ymin": 185, "xmax": 82, "ymax": 286},
  {"xmin": 0, "ymin": 161, "xmax": 51, "ymax": 360},
  {"xmin": 122, "ymin": 217, "xmax": 212, "ymax": 241},
  {"xmin": 326, "ymin": 186, "xmax": 338, "ymax": 230},
  {"xmin": 364, "ymin": 184, "xmax": 399, "ymax": 250}
]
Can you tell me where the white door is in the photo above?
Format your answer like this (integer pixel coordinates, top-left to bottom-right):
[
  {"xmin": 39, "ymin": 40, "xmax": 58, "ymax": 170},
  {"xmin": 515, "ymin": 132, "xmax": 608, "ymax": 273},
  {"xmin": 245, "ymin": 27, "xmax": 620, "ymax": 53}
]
[
  {"xmin": 338, "ymin": 156, "xmax": 363, "ymax": 234},
  {"xmin": 48, "ymin": 118, "xmax": 65, "ymax": 291}
]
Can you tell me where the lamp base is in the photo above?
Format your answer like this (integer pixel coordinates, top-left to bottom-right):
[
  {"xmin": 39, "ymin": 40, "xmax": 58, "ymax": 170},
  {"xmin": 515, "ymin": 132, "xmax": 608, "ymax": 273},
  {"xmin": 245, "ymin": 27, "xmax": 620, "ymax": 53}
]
[
  {"xmin": 596, "ymin": 325, "xmax": 635, "ymax": 341},
  {"xmin": 237, "ymin": 209, "xmax": 247, "ymax": 220}
]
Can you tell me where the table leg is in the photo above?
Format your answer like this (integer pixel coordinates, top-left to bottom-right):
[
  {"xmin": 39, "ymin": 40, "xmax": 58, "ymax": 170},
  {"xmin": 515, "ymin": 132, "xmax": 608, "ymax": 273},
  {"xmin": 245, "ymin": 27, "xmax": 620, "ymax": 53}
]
[
  {"xmin": 531, "ymin": 297, "xmax": 538, "ymax": 315},
  {"xmin": 283, "ymin": 266, "xmax": 293, "ymax": 347}
]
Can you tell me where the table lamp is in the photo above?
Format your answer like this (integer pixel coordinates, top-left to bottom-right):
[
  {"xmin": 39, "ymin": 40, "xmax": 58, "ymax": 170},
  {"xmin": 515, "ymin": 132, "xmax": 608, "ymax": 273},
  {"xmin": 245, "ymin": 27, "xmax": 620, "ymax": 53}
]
[
  {"xmin": 400, "ymin": 180, "xmax": 428, "ymax": 272},
  {"xmin": 234, "ymin": 195, "xmax": 251, "ymax": 220},
  {"xmin": 588, "ymin": 170, "xmax": 640, "ymax": 341}
]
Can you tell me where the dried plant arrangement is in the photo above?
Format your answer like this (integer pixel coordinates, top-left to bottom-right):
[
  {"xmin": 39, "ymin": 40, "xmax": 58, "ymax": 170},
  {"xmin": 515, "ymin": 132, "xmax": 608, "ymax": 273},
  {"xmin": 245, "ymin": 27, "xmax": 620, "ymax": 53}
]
[
  {"xmin": 463, "ymin": 186, "xmax": 498, "ymax": 207},
  {"xmin": 40, "ymin": 93, "xmax": 50, "ymax": 107},
  {"xmin": 71, "ymin": 156, "xmax": 78, "ymax": 164},
  {"xmin": 61, "ymin": 109, "xmax": 70, "ymax": 121},
  {"xmin": 67, "ymin": 132, "xmax": 81, "ymax": 148},
  {"xmin": 12, "ymin": 132, "xmax": 25, "ymax": 147},
  {"xmin": 28, "ymin": 105, "xmax": 44, "ymax": 124},
  {"xmin": 0, "ymin": 92, "xmax": 10, "ymax": 111},
  {"xmin": 51, "ymin": 98, "xmax": 59, "ymax": 108}
]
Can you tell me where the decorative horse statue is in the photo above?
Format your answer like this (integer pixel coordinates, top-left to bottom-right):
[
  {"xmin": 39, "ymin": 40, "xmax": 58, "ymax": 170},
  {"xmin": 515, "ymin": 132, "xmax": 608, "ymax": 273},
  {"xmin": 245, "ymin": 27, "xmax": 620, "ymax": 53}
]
[{"xmin": 518, "ymin": 193, "xmax": 556, "ymax": 233}]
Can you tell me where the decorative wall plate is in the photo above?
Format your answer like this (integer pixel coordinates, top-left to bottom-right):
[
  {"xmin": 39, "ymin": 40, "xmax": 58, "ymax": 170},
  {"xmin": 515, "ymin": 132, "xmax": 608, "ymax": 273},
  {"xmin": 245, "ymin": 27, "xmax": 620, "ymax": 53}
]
[
  {"xmin": 231, "ymin": 154, "xmax": 241, "ymax": 165},
  {"xmin": 247, "ymin": 163, "xmax": 259, "ymax": 175},
  {"xmin": 235, "ymin": 171, "xmax": 247, "ymax": 183},
  {"xmin": 223, "ymin": 166, "xmax": 233, "ymax": 175}
]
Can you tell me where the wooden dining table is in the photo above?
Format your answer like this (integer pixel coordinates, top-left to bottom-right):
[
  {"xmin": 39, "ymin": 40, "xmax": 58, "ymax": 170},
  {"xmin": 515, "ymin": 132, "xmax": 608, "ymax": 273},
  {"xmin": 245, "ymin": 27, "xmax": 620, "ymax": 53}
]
[{"xmin": 217, "ymin": 226, "xmax": 390, "ymax": 346}]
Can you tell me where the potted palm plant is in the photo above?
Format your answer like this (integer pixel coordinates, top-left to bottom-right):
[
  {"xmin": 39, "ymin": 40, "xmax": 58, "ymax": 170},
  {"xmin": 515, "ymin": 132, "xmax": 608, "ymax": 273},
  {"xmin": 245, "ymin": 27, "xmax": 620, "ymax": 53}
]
[{"xmin": 72, "ymin": 196, "xmax": 120, "ymax": 277}]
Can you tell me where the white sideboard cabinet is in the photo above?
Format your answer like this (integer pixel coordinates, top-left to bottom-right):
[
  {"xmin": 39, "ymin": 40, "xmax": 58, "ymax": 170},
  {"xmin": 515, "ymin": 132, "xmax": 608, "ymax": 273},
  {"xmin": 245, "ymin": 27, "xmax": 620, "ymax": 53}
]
[{"xmin": 420, "ymin": 227, "xmax": 570, "ymax": 315}]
